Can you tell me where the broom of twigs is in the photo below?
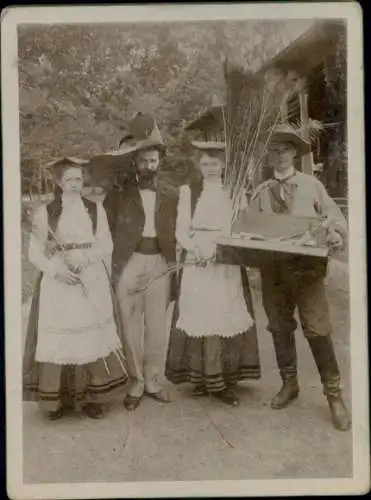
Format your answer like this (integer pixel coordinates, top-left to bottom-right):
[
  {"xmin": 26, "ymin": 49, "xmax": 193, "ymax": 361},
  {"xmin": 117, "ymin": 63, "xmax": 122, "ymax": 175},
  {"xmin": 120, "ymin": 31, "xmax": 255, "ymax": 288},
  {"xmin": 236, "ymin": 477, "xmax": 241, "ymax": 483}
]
[
  {"xmin": 221, "ymin": 60, "xmax": 305, "ymax": 230},
  {"xmin": 221, "ymin": 59, "xmax": 339, "ymax": 233}
]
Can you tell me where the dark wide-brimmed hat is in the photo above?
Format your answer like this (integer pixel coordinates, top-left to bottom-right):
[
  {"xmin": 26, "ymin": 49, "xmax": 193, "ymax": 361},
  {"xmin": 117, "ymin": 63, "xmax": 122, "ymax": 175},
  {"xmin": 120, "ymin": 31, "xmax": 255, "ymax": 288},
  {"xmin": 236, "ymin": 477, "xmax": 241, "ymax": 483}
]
[
  {"xmin": 87, "ymin": 113, "xmax": 166, "ymax": 173},
  {"xmin": 109, "ymin": 113, "xmax": 166, "ymax": 158},
  {"xmin": 269, "ymin": 123, "xmax": 311, "ymax": 156}
]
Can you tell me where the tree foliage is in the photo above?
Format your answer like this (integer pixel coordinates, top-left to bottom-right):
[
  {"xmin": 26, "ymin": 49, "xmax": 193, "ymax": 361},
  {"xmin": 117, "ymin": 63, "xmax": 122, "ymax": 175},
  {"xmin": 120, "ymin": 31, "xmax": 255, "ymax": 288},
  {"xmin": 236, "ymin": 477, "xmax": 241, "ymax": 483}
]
[{"xmin": 18, "ymin": 20, "xmax": 314, "ymax": 190}]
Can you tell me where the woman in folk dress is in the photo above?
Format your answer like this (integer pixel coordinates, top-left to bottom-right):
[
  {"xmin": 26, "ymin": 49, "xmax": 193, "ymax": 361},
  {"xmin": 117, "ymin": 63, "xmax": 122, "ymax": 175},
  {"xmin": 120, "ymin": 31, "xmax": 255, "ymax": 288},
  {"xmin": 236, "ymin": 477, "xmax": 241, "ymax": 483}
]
[
  {"xmin": 166, "ymin": 141, "xmax": 261, "ymax": 406},
  {"xmin": 23, "ymin": 158, "xmax": 128, "ymax": 420}
]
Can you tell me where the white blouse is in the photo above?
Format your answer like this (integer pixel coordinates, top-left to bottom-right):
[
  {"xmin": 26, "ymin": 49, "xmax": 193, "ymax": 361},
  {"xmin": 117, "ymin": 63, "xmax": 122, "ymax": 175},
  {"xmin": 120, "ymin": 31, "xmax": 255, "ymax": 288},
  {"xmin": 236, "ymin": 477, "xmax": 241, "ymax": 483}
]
[
  {"xmin": 29, "ymin": 195, "xmax": 113, "ymax": 277},
  {"xmin": 175, "ymin": 181, "xmax": 233, "ymax": 253}
]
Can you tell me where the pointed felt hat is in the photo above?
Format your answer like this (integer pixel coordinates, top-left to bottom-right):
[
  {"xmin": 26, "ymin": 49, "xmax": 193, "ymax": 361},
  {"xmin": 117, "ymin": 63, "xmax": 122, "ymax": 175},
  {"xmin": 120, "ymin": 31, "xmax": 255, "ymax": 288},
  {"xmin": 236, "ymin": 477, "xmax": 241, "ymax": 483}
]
[
  {"xmin": 87, "ymin": 114, "xmax": 166, "ymax": 172},
  {"xmin": 107, "ymin": 113, "xmax": 166, "ymax": 158},
  {"xmin": 269, "ymin": 123, "xmax": 311, "ymax": 156}
]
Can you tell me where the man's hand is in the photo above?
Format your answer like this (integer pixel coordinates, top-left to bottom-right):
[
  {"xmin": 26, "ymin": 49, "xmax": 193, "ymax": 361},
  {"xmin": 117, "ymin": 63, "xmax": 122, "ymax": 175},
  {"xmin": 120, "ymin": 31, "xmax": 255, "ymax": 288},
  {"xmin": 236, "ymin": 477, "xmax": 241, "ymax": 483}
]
[{"xmin": 326, "ymin": 229, "xmax": 344, "ymax": 251}]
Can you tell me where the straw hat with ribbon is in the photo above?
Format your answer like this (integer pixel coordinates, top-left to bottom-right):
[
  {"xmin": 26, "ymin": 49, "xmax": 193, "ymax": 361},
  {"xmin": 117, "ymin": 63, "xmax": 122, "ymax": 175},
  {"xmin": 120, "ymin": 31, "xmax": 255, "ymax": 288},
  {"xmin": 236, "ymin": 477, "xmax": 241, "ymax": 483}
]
[
  {"xmin": 45, "ymin": 156, "xmax": 91, "ymax": 184},
  {"xmin": 190, "ymin": 140, "xmax": 226, "ymax": 151},
  {"xmin": 45, "ymin": 157, "xmax": 90, "ymax": 170},
  {"xmin": 269, "ymin": 123, "xmax": 311, "ymax": 157}
]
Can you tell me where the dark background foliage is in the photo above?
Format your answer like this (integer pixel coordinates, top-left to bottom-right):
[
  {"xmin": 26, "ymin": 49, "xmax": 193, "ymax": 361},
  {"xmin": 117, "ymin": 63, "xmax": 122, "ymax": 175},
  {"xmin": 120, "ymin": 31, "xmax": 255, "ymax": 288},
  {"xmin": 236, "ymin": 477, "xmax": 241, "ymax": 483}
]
[{"xmin": 18, "ymin": 20, "xmax": 314, "ymax": 191}]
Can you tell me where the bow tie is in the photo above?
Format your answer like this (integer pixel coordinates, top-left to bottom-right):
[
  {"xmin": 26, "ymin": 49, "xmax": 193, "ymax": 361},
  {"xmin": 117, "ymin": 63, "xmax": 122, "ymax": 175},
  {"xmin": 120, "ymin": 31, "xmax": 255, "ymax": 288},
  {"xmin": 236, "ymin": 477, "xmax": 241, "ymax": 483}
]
[
  {"xmin": 138, "ymin": 179, "xmax": 157, "ymax": 192},
  {"xmin": 137, "ymin": 172, "xmax": 158, "ymax": 192}
]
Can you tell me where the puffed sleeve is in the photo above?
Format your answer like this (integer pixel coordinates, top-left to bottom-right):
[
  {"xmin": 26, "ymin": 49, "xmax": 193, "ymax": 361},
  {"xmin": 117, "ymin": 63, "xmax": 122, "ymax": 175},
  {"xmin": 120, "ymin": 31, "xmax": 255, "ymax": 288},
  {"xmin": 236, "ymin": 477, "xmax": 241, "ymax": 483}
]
[
  {"xmin": 28, "ymin": 205, "xmax": 59, "ymax": 277},
  {"xmin": 175, "ymin": 184, "xmax": 197, "ymax": 252},
  {"xmin": 87, "ymin": 202, "xmax": 114, "ymax": 272},
  {"xmin": 314, "ymin": 179, "xmax": 348, "ymax": 241}
]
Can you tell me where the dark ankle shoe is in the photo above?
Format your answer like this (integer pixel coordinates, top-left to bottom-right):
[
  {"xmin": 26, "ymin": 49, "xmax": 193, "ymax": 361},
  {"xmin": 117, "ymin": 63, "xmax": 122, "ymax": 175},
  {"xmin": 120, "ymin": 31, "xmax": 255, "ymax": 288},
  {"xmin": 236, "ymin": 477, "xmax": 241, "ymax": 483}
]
[
  {"xmin": 47, "ymin": 408, "xmax": 63, "ymax": 421},
  {"xmin": 327, "ymin": 395, "xmax": 351, "ymax": 431},
  {"xmin": 192, "ymin": 385, "xmax": 208, "ymax": 397},
  {"xmin": 124, "ymin": 395, "xmax": 141, "ymax": 411},
  {"xmin": 212, "ymin": 389, "xmax": 239, "ymax": 406},
  {"xmin": 271, "ymin": 378, "xmax": 299, "ymax": 409},
  {"xmin": 83, "ymin": 403, "xmax": 104, "ymax": 419}
]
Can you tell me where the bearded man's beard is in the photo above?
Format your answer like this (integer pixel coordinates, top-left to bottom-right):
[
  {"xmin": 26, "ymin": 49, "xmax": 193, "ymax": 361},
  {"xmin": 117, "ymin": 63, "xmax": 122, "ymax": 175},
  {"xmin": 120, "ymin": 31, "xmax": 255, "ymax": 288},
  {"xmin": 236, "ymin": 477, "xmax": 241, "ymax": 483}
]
[{"xmin": 137, "ymin": 169, "xmax": 158, "ymax": 190}]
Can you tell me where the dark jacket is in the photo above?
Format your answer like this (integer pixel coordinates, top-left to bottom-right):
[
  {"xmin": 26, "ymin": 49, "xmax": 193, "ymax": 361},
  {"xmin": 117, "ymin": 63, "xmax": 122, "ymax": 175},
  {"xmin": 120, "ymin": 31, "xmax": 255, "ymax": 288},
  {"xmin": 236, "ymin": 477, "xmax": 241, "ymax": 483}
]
[{"xmin": 103, "ymin": 181, "xmax": 180, "ymax": 296}]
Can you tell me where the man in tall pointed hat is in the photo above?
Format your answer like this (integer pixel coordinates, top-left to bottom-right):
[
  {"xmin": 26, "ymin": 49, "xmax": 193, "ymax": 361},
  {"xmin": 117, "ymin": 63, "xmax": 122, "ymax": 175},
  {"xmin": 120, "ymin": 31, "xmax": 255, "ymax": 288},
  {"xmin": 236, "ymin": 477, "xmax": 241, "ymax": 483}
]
[
  {"xmin": 248, "ymin": 123, "xmax": 351, "ymax": 431},
  {"xmin": 102, "ymin": 112, "xmax": 179, "ymax": 411}
]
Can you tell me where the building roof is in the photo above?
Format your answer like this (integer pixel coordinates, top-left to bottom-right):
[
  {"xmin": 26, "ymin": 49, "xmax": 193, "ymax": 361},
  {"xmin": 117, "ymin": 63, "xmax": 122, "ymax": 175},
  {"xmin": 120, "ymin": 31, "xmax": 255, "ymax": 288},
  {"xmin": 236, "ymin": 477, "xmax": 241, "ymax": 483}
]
[
  {"xmin": 256, "ymin": 19, "xmax": 345, "ymax": 77},
  {"xmin": 186, "ymin": 20, "xmax": 345, "ymax": 132}
]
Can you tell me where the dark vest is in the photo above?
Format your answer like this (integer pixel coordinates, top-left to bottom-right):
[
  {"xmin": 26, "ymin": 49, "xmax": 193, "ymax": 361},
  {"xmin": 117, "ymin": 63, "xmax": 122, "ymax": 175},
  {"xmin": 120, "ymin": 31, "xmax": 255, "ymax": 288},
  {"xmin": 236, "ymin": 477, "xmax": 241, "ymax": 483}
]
[
  {"xmin": 105, "ymin": 183, "xmax": 179, "ymax": 283},
  {"xmin": 190, "ymin": 176, "xmax": 204, "ymax": 216},
  {"xmin": 46, "ymin": 196, "xmax": 98, "ymax": 236}
]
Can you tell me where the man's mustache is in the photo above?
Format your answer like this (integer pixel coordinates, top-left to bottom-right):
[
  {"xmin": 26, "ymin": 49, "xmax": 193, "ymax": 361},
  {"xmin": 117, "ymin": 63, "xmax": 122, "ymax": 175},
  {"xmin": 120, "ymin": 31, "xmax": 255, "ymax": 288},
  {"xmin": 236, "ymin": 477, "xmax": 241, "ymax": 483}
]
[{"xmin": 138, "ymin": 169, "xmax": 157, "ymax": 181}]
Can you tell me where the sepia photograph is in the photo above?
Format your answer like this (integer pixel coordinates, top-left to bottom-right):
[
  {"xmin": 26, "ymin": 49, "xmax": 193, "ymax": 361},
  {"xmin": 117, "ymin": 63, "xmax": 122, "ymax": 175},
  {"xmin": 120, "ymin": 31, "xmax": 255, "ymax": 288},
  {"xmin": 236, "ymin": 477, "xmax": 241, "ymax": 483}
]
[{"xmin": 2, "ymin": 3, "xmax": 368, "ymax": 499}]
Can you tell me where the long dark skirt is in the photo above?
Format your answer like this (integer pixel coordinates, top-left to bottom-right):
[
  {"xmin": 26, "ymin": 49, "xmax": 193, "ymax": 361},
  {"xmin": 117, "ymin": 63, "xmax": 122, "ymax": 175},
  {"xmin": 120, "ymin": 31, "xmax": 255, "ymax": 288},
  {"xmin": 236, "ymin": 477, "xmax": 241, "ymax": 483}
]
[
  {"xmin": 165, "ymin": 267, "xmax": 261, "ymax": 392},
  {"xmin": 23, "ymin": 273, "xmax": 129, "ymax": 412}
]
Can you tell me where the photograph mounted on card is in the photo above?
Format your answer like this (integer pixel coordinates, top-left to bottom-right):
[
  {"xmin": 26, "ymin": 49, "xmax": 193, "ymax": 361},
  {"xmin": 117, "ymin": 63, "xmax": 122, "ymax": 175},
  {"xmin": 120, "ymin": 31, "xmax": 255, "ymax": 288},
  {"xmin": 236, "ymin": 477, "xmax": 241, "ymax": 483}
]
[{"xmin": 1, "ymin": 3, "xmax": 368, "ymax": 500}]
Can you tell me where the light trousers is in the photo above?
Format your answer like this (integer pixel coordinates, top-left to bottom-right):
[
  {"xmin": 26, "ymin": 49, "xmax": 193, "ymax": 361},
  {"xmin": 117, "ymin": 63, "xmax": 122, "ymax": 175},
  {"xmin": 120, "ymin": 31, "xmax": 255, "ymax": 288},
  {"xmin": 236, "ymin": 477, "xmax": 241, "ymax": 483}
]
[{"xmin": 116, "ymin": 252, "xmax": 170, "ymax": 398}]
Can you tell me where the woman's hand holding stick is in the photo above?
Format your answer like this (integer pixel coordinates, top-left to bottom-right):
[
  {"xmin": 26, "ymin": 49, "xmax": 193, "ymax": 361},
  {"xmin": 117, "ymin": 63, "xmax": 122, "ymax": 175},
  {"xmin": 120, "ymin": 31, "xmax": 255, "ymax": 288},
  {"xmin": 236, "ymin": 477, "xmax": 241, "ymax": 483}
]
[
  {"xmin": 192, "ymin": 245, "xmax": 208, "ymax": 267},
  {"xmin": 55, "ymin": 264, "xmax": 81, "ymax": 285},
  {"xmin": 66, "ymin": 252, "xmax": 90, "ymax": 275},
  {"xmin": 24, "ymin": 206, "xmax": 87, "ymax": 290}
]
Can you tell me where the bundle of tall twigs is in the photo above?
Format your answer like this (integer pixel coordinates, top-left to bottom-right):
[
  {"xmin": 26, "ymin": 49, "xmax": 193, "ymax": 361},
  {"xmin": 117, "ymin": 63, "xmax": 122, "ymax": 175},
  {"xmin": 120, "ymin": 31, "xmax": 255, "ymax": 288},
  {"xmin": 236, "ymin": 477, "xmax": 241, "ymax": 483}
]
[
  {"xmin": 221, "ymin": 59, "xmax": 337, "ymax": 233},
  {"xmin": 221, "ymin": 61, "xmax": 304, "ymax": 227}
]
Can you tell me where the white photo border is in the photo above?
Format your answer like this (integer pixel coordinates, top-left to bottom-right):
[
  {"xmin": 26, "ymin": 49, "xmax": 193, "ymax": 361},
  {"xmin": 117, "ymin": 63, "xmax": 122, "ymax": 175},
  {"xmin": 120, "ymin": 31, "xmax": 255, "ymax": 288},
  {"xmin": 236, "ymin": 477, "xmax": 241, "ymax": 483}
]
[{"xmin": 2, "ymin": 2, "xmax": 368, "ymax": 498}]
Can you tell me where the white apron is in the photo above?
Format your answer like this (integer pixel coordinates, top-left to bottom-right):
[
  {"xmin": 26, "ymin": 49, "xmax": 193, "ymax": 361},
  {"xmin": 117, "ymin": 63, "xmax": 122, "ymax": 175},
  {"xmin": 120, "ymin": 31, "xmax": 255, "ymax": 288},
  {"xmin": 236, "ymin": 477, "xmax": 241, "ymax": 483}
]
[
  {"xmin": 176, "ymin": 180, "xmax": 254, "ymax": 338},
  {"xmin": 29, "ymin": 197, "xmax": 122, "ymax": 365}
]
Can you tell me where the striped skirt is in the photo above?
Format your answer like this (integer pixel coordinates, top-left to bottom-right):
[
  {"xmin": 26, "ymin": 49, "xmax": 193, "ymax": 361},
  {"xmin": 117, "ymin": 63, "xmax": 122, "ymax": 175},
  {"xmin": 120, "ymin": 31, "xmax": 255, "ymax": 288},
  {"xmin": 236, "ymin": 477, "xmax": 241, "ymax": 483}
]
[
  {"xmin": 165, "ymin": 266, "xmax": 261, "ymax": 392},
  {"xmin": 23, "ymin": 274, "xmax": 130, "ymax": 413}
]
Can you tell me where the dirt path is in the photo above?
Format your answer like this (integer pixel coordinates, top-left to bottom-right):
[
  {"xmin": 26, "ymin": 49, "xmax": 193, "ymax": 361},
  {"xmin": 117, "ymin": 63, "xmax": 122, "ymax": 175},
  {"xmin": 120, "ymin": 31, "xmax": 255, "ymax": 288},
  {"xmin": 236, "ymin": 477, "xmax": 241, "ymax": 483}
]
[{"xmin": 22, "ymin": 281, "xmax": 352, "ymax": 484}]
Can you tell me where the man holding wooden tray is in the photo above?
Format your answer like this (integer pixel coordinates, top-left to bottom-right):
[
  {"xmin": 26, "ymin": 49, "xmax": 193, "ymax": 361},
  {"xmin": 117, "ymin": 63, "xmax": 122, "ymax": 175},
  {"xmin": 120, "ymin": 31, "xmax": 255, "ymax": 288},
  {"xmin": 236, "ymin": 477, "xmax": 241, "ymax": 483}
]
[{"xmin": 248, "ymin": 123, "xmax": 351, "ymax": 432}]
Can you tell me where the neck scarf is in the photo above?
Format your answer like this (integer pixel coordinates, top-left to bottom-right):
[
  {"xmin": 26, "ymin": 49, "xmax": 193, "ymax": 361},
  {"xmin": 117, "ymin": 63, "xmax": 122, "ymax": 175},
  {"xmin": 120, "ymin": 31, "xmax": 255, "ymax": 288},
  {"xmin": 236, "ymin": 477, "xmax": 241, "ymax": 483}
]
[{"xmin": 268, "ymin": 169, "xmax": 297, "ymax": 213}]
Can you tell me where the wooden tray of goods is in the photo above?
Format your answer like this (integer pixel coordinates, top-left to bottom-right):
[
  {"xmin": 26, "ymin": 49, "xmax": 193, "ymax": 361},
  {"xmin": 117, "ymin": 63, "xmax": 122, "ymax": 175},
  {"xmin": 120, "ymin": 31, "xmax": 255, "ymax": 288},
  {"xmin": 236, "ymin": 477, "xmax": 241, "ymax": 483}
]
[{"xmin": 215, "ymin": 211, "xmax": 330, "ymax": 269}]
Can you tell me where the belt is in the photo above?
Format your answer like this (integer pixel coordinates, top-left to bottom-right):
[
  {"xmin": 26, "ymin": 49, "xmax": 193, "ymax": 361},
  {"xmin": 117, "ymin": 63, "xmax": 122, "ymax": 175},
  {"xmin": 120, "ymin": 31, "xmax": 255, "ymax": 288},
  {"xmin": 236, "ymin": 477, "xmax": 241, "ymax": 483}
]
[
  {"xmin": 135, "ymin": 237, "xmax": 161, "ymax": 255},
  {"xmin": 51, "ymin": 242, "xmax": 92, "ymax": 255}
]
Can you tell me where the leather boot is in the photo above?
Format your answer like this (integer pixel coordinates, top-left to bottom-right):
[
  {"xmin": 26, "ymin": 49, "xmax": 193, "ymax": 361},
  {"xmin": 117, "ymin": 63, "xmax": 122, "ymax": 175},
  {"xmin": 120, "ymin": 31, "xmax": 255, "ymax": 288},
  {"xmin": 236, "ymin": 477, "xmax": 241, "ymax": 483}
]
[
  {"xmin": 326, "ymin": 395, "xmax": 351, "ymax": 431},
  {"xmin": 271, "ymin": 330, "xmax": 299, "ymax": 409},
  {"xmin": 307, "ymin": 336, "xmax": 351, "ymax": 431},
  {"xmin": 271, "ymin": 374, "xmax": 299, "ymax": 409}
]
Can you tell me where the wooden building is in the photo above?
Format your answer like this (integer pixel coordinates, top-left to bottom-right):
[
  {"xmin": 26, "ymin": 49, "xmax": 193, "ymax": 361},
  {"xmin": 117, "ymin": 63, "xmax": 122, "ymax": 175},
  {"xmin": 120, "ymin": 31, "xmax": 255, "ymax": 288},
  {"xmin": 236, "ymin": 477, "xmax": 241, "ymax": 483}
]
[{"xmin": 186, "ymin": 20, "xmax": 347, "ymax": 210}]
